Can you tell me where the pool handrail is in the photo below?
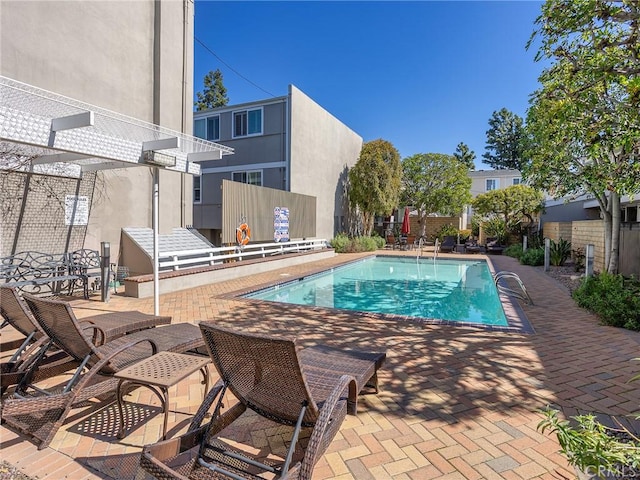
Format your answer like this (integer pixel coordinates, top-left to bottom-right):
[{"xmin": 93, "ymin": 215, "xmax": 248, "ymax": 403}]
[{"xmin": 493, "ymin": 271, "xmax": 533, "ymax": 305}]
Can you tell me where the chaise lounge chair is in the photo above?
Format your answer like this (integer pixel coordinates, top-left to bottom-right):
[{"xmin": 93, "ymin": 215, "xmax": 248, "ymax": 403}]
[
  {"xmin": 439, "ymin": 235, "xmax": 456, "ymax": 253},
  {"xmin": 0, "ymin": 285, "xmax": 171, "ymax": 393},
  {"xmin": 139, "ymin": 323, "xmax": 386, "ymax": 480},
  {"xmin": 1, "ymin": 293, "xmax": 205, "ymax": 450},
  {"xmin": 485, "ymin": 237, "xmax": 505, "ymax": 255}
]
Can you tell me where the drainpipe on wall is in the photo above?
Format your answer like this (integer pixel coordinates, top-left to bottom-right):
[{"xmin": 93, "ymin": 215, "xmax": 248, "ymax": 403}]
[
  {"xmin": 153, "ymin": 0, "xmax": 161, "ymax": 126},
  {"xmin": 285, "ymin": 87, "xmax": 291, "ymax": 192},
  {"xmin": 180, "ymin": 0, "xmax": 191, "ymax": 227}
]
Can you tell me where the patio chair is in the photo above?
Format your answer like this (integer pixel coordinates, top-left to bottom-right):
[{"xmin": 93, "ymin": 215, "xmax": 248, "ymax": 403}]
[
  {"xmin": 485, "ymin": 237, "xmax": 505, "ymax": 255},
  {"xmin": 439, "ymin": 235, "xmax": 456, "ymax": 253},
  {"xmin": 0, "ymin": 285, "xmax": 171, "ymax": 393},
  {"xmin": 385, "ymin": 234, "xmax": 397, "ymax": 249},
  {"xmin": 139, "ymin": 323, "xmax": 386, "ymax": 480},
  {"xmin": 1, "ymin": 293, "xmax": 205, "ymax": 450},
  {"xmin": 464, "ymin": 237, "xmax": 481, "ymax": 254}
]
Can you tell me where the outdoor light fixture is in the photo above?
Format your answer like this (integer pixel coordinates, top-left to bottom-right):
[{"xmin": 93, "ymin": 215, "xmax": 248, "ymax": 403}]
[{"xmin": 142, "ymin": 150, "xmax": 177, "ymax": 167}]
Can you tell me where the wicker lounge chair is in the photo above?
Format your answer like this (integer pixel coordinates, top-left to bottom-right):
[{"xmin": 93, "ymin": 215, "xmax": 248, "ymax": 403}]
[
  {"xmin": 0, "ymin": 285, "xmax": 170, "ymax": 393},
  {"xmin": 139, "ymin": 323, "xmax": 386, "ymax": 480},
  {"xmin": 1, "ymin": 294, "xmax": 205, "ymax": 450},
  {"xmin": 439, "ymin": 235, "xmax": 456, "ymax": 253}
]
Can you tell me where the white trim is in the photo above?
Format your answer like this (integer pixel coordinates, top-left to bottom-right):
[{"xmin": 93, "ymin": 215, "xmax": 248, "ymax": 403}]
[
  {"xmin": 51, "ymin": 111, "xmax": 94, "ymax": 131},
  {"xmin": 188, "ymin": 150, "xmax": 222, "ymax": 162},
  {"xmin": 200, "ymin": 161, "xmax": 286, "ymax": 174},
  {"xmin": 193, "ymin": 96, "xmax": 287, "ymax": 118}
]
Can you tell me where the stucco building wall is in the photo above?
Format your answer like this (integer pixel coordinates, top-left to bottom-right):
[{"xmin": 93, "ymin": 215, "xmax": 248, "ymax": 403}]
[
  {"xmin": 289, "ymin": 85, "xmax": 362, "ymax": 239},
  {"xmin": 0, "ymin": 0, "xmax": 194, "ymax": 260}
]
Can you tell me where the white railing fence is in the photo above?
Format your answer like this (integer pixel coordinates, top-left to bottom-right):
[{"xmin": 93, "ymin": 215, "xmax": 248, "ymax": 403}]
[{"xmin": 158, "ymin": 239, "xmax": 328, "ymax": 272}]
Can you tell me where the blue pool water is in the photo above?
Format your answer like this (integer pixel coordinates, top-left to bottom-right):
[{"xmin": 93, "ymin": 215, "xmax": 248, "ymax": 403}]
[{"xmin": 245, "ymin": 256, "xmax": 508, "ymax": 326}]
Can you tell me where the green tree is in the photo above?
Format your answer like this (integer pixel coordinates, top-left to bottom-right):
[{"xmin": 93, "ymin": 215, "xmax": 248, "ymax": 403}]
[
  {"xmin": 472, "ymin": 184, "xmax": 544, "ymax": 231},
  {"xmin": 400, "ymin": 153, "xmax": 472, "ymax": 238},
  {"xmin": 194, "ymin": 69, "xmax": 229, "ymax": 111},
  {"xmin": 348, "ymin": 139, "xmax": 402, "ymax": 236},
  {"xmin": 524, "ymin": 0, "xmax": 640, "ymax": 273},
  {"xmin": 454, "ymin": 142, "xmax": 476, "ymax": 170},
  {"xmin": 482, "ymin": 108, "xmax": 526, "ymax": 170}
]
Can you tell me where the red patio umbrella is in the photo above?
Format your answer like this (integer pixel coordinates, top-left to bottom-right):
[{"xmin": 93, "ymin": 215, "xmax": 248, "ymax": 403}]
[{"xmin": 401, "ymin": 207, "xmax": 410, "ymax": 235}]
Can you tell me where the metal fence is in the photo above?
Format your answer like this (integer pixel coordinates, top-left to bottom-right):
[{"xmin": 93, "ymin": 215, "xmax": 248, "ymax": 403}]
[{"xmin": 158, "ymin": 238, "xmax": 328, "ymax": 272}]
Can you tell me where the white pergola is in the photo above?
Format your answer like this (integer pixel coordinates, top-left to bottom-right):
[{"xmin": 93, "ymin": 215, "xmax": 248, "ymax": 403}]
[{"xmin": 0, "ymin": 75, "xmax": 234, "ymax": 314}]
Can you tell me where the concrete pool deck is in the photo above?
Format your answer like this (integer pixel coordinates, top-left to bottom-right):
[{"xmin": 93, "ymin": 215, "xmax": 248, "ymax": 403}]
[{"xmin": 2, "ymin": 250, "xmax": 639, "ymax": 479}]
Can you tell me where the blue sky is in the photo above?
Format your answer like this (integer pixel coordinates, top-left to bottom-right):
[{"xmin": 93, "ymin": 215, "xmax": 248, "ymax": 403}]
[{"xmin": 194, "ymin": 1, "xmax": 545, "ymax": 170}]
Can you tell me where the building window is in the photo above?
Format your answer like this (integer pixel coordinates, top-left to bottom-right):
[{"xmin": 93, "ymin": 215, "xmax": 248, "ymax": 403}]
[
  {"xmin": 233, "ymin": 108, "xmax": 262, "ymax": 137},
  {"xmin": 512, "ymin": 178, "xmax": 521, "ymax": 185},
  {"xmin": 625, "ymin": 205, "xmax": 638, "ymax": 222},
  {"xmin": 194, "ymin": 117, "xmax": 220, "ymax": 141},
  {"xmin": 194, "ymin": 119, "xmax": 206, "ymax": 139},
  {"xmin": 486, "ymin": 179, "xmax": 498, "ymax": 191},
  {"xmin": 232, "ymin": 170, "xmax": 262, "ymax": 186},
  {"xmin": 207, "ymin": 116, "xmax": 220, "ymax": 141},
  {"xmin": 193, "ymin": 176, "xmax": 201, "ymax": 203}
]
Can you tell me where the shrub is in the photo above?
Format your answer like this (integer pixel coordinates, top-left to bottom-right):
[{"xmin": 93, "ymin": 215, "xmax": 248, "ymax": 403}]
[
  {"xmin": 330, "ymin": 233, "xmax": 350, "ymax": 252},
  {"xmin": 329, "ymin": 234, "xmax": 380, "ymax": 253},
  {"xmin": 470, "ymin": 216, "xmax": 481, "ymax": 237},
  {"xmin": 483, "ymin": 217, "xmax": 508, "ymax": 245},
  {"xmin": 434, "ymin": 223, "xmax": 458, "ymax": 241},
  {"xmin": 572, "ymin": 247, "xmax": 585, "ymax": 272},
  {"xmin": 503, "ymin": 244, "xmax": 523, "ymax": 259},
  {"xmin": 371, "ymin": 234, "xmax": 386, "ymax": 249},
  {"xmin": 550, "ymin": 238, "xmax": 572, "ymax": 266},
  {"xmin": 458, "ymin": 229, "xmax": 472, "ymax": 243},
  {"xmin": 357, "ymin": 236, "xmax": 379, "ymax": 251},
  {"xmin": 526, "ymin": 231, "xmax": 545, "ymax": 250},
  {"xmin": 573, "ymin": 272, "xmax": 640, "ymax": 330},
  {"xmin": 538, "ymin": 407, "xmax": 640, "ymax": 477},
  {"xmin": 520, "ymin": 248, "xmax": 545, "ymax": 266}
]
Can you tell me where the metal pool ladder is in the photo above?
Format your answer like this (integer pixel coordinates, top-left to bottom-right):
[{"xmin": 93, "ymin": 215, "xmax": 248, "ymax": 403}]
[
  {"xmin": 416, "ymin": 237, "xmax": 438, "ymax": 260},
  {"xmin": 493, "ymin": 271, "xmax": 533, "ymax": 305}
]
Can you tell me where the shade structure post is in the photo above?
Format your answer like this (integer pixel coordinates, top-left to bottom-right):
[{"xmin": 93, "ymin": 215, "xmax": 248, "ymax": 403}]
[{"xmin": 153, "ymin": 167, "xmax": 160, "ymax": 315}]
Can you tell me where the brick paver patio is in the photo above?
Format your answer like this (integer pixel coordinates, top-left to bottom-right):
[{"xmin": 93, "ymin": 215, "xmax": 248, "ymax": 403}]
[{"xmin": 2, "ymin": 250, "xmax": 639, "ymax": 479}]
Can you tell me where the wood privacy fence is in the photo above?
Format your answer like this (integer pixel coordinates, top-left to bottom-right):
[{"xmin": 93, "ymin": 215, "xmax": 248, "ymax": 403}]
[
  {"xmin": 221, "ymin": 180, "xmax": 317, "ymax": 245},
  {"xmin": 544, "ymin": 220, "xmax": 640, "ymax": 277},
  {"xmin": 619, "ymin": 223, "xmax": 640, "ymax": 278}
]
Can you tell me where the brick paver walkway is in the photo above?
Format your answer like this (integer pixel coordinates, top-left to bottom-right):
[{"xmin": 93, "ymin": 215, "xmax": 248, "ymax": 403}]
[{"xmin": 2, "ymin": 251, "xmax": 639, "ymax": 479}]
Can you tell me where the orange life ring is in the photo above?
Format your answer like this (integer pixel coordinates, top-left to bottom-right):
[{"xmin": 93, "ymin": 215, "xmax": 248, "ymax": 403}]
[{"xmin": 236, "ymin": 223, "xmax": 251, "ymax": 245}]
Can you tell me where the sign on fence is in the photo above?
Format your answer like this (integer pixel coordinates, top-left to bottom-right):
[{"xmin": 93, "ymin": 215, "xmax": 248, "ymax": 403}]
[
  {"xmin": 65, "ymin": 195, "xmax": 89, "ymax": 226},
  {"xmin": 274, "ymin": 207, "xmax": 289, "ymax": 242}
]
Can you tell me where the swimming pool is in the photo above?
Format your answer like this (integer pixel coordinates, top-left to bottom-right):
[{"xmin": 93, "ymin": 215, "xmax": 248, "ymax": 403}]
[{"xmin": 244, "ymin": 256, "xmax": 511, "ymax": 327}]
